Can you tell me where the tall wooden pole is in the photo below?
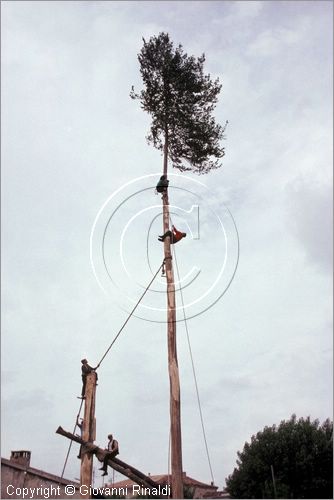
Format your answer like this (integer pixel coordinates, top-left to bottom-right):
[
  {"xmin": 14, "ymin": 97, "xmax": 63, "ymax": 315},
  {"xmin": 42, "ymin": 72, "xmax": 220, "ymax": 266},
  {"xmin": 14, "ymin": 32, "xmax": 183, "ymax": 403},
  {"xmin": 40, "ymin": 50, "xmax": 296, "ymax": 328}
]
[
  {"xmin": 80, "ymin": 371, "xmax": 97, "ymax": 499},
  {"xmin": 162, "ymin": 137, "xmax": 183, "ymax": 499}
]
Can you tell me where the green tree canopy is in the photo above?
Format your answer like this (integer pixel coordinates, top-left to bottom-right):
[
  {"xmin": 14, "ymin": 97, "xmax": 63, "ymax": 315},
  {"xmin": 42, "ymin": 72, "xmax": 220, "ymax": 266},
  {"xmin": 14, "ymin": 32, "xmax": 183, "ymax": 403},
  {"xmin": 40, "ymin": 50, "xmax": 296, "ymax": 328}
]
[
  {"xmin": 226, "ymin": 415, "xmax": 333, "ymax": 499},
  {"xmin": 131, "ymin": 32, "xmax": 227, "ymax": 174}
]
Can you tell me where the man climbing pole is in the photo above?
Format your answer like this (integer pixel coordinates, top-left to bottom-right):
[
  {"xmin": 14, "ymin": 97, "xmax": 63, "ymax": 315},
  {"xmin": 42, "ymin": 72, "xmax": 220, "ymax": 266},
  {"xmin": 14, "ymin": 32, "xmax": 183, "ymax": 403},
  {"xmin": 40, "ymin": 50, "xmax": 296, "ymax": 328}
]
[
  {"xmin": 76, "ymin": 418, "xmax": 83, "ymax": 459},
  {"xmin": 80, "ymin": 359, "xmax": 97, "ymax": 399},
  {"xmin": 99, "ymin": 434, "xmax": 119, "ymax": 476},
  {"xmin": 158, "ymin": 225, "xmax": 186, "ymax": 244},
  {"xmin": 155, "ymin": 175, "xmax": 169, "ymax": 194}
]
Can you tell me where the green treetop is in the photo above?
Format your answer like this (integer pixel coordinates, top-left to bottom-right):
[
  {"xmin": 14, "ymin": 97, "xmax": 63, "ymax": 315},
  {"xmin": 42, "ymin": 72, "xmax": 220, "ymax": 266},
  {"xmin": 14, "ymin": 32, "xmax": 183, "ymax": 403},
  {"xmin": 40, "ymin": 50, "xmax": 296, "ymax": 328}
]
[{"xmin": 131, "ymin": 32, "xmax": 227, "ymax": 174}]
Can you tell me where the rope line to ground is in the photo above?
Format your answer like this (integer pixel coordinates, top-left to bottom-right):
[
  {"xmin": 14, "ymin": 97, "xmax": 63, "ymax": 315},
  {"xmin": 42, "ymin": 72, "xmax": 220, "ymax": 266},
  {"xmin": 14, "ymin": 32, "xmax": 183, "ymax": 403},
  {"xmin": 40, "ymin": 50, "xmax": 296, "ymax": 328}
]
[
  {"xmin": 59, "ymin": 261, "xmax": 163, "ymax": 480},
  {"xmin": 59, "ymin": 398, "xmax": 84, "ymax": 483},
  {"xmin": 171, "ymin": 218, "xmax": 216, "ymax": 485},
  {"xmin": 95, "ymin": 260, "xmax": 164, "ymax": 369}
]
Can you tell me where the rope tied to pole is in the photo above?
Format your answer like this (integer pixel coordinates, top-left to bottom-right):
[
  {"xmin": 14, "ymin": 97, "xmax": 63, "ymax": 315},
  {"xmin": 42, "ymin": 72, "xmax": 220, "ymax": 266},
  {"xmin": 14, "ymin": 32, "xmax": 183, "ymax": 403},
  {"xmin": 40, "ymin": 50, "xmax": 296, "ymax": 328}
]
[
  {"xmin": 95, "ymin": 260, "xmax": 164, "ymax": 369},
  {"xmin": 59, "ymin": 398, "xmax": 84, "ymax": 483},
  {"xmin": 59, "ymin": 261, "xmax": 163, "ymax": 480},
  {"xmin": 170, "ymin": 215, "xmax": 216, "ymax": 485}
]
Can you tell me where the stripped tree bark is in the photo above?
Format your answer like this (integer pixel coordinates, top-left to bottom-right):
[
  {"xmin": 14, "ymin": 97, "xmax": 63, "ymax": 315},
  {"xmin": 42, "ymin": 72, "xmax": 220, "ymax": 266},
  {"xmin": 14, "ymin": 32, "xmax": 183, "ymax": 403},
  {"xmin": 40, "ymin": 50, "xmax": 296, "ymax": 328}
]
[
  {"xmin": 162, "ymin": 137, "xmax": 183, "ymax": 499},
  {"xmin": 80, "ymin": 371, "xmax": 97, "ymax": 499}
]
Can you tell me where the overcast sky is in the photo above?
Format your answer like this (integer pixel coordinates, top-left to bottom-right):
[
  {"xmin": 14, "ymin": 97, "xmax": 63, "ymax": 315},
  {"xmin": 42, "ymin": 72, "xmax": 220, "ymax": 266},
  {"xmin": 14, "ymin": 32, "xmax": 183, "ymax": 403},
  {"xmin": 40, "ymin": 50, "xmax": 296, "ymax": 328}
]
[{"xmin": 2, "ymin": 0, "xmax": 333, "ymax": 492}]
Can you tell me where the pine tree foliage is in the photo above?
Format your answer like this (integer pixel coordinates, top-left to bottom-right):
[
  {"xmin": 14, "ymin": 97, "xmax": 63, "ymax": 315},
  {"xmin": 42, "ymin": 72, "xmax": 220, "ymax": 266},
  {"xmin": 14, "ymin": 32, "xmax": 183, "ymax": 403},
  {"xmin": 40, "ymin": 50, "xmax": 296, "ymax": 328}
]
[
  {"xmin": 130, "ymin": 32, "xmax": 227, "ymax": 174},
  {"xmin": 225, "ymin": 415, "xmax": 333, "ymax": 499}
]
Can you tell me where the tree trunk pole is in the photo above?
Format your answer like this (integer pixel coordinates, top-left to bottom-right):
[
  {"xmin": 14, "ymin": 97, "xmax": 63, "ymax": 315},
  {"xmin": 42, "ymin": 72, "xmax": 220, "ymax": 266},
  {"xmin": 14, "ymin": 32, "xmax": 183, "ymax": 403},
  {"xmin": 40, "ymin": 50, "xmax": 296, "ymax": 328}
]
[
  {"xmin": 163, "ymin": 136, "xmax": 183, "ymax": 499},
  {"xmin": 80, "ymin": 371, "xmax": 97, "ymax": 499}
]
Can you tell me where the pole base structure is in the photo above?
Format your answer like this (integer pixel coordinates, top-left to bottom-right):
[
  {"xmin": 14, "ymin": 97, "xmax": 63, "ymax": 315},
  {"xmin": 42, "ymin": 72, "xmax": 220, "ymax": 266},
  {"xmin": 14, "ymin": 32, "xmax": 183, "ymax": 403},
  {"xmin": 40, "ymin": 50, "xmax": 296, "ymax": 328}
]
[{"xmin": 80, "ymin": 371, "xmax": 97, "ymax": 498}]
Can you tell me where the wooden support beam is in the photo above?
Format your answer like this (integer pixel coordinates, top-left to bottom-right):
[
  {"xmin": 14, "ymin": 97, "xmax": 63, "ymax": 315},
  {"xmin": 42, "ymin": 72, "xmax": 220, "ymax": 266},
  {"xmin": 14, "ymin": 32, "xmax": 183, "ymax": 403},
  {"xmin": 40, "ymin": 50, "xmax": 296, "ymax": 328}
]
[
  {"xmin": 56, "ymin": 426, "xmax": 160, "ymax": 490},
  {"xmin": 80, "ymin": 371, "xmax": 97, "ymax": 499}
]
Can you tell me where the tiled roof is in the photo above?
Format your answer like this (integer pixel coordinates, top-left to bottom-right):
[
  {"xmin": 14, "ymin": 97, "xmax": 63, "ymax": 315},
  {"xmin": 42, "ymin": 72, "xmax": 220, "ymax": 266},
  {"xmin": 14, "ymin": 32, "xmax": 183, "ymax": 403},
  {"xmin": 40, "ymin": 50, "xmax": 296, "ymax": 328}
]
[
  {"xmin": 108, "ymin": 473, "xmax": 218, "ymax": 490},
  {"xmin": 1, "ymin": 458, "xmax": 79, "ymax": 487},
  {"xmin": 203, "ymin": 491, "xmax": 230, "ymax": 499}
]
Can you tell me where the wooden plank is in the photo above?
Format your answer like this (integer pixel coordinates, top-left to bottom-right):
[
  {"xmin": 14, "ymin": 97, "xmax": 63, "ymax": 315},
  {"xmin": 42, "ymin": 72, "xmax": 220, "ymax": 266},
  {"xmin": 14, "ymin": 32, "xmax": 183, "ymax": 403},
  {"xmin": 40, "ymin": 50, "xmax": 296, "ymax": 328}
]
[{"xmin": 56, "ymin": 427, "xmax": 159, "ymax": 490}]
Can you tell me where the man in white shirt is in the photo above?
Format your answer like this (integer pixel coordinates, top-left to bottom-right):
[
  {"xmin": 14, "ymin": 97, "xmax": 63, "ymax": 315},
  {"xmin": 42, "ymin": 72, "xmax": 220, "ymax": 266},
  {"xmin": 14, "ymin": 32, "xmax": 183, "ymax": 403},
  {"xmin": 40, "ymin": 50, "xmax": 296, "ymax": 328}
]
[{"xmin": 99, "ymin": 434, "xmax": 119, "ymax": 477}]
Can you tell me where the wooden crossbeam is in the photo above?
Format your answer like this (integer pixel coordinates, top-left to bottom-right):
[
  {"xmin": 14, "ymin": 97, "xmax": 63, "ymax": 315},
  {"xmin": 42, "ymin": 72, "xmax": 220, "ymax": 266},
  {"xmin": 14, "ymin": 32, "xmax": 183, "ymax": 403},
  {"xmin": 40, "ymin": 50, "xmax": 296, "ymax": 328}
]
[{"xmin": 56, "ymin": 426, "xmax": 160, "ymax": 490}]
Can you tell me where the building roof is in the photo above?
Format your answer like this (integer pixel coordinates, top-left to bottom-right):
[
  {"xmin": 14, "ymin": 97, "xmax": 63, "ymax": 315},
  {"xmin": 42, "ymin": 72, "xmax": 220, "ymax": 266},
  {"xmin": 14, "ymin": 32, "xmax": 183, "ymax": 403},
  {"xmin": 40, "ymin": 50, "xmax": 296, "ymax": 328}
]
[
  {"xmin": 1, "ymin": 457, "xmax": 79, "ymax": 488},
  {"xmin": 203, "ymin": 491, "xmax": 230, "ymax": 499},
  {"xmin": 108, "ymin": 473, "xmax": 218, "ymax": 490}
]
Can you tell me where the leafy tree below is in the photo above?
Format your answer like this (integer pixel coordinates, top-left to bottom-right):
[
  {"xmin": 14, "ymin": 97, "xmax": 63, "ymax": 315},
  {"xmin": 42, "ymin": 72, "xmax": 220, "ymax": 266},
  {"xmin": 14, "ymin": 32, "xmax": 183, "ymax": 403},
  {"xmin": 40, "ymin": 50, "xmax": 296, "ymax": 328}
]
[{"xmin": 226, "ymin": 415, "xmax": 333, "ymax": 499}]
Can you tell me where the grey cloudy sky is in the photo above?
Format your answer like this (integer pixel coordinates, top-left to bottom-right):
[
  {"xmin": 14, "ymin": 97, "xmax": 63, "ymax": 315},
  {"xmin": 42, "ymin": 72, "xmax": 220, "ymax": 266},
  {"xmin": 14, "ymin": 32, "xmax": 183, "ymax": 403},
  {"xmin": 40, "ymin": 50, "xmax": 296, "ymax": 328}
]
[{"xmin": 2, "ymin": 0, "xmax": 333, "ymax": 491}]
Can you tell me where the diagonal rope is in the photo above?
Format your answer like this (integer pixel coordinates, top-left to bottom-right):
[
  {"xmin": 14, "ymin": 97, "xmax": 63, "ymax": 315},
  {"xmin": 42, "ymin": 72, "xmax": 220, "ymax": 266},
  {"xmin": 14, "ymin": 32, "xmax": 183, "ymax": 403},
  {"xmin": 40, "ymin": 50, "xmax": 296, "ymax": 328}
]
[
  {"xmin": 59, "ymin": 261, "xmax": 164, "ymax": 481},
  {"xmin": 96, "ymin": 261, "xmax": 164, "ymax": 368},
  {"xmin": 59, "ymin": 398, "xmax": 84, "ymax": 482},
  {"xmin": 171, "ymin": 222, "xmax": 215, "ymax": 485}
]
